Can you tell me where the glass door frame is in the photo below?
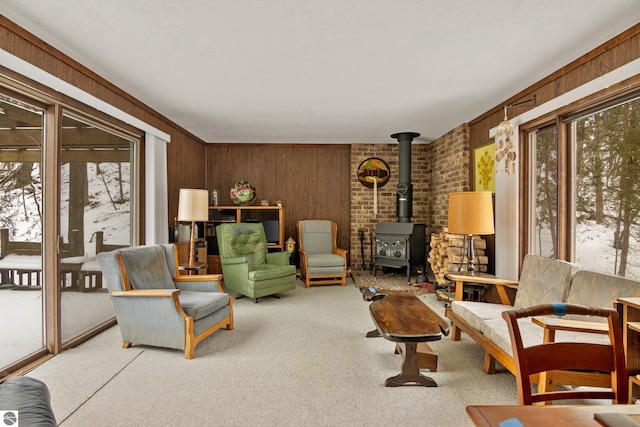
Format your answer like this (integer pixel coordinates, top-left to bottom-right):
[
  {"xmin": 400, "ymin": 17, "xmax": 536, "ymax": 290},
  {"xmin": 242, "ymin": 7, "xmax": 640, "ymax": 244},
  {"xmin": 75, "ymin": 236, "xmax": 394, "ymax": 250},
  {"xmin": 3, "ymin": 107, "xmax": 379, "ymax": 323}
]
[{"xmin": 0, "ymin": 77, "xmax": 143, "ymax": 376}]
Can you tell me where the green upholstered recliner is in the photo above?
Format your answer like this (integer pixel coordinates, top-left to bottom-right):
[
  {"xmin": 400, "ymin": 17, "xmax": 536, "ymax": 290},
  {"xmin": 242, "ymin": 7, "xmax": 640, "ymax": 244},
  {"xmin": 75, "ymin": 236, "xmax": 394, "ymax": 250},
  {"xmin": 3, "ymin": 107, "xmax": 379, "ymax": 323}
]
[
  {"xmin": 297, "ymin": 220, "xmax": 348, "ymax": 287},
  {"xmin": 97, "ymin": 244, "xmax": 233, "ymax": 359},
  {"xmin": 216, "ymin": 222, "xmax": 296, "ymax": 301}
]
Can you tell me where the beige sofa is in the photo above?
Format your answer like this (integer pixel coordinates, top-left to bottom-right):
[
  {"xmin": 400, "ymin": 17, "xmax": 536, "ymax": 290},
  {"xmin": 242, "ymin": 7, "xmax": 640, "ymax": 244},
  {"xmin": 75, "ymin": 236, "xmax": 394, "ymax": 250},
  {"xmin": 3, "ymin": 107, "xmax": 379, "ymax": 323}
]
[{"xmin": 445, "ymin": 254, "xmax": 640, "ymax": 388}]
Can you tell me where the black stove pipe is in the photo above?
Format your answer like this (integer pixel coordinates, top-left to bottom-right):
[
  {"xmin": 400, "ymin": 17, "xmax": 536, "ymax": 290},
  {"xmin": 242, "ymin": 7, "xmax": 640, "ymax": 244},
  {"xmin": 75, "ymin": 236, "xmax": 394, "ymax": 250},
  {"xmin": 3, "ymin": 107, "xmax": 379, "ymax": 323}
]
[{"xmin": 390, "ymin": 132, "xmax": 420, "ymax": 223}]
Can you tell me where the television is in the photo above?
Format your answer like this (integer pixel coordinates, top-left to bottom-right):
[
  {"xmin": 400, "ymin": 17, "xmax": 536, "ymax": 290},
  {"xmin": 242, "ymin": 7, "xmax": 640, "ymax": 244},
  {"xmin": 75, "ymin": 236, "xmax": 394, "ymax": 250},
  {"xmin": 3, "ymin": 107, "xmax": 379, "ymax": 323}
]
[{"xmin": 262, "ymin": 220, "xmax": 280, "ymax": 245}]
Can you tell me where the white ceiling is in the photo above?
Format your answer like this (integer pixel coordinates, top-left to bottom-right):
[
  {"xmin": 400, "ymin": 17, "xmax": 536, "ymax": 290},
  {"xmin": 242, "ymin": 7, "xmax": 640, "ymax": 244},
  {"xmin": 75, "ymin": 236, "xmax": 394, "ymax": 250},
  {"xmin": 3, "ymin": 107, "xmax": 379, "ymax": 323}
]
[{"xmin": 1, "ymin": 1, "xmax": 639, "ymax": 144}]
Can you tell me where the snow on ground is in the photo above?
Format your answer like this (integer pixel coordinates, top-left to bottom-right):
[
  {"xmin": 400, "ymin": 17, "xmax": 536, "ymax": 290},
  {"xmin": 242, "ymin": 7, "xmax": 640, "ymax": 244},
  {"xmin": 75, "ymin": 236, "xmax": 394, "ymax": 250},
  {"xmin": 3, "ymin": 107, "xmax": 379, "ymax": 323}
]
[
  {"xmin": 575, "ymin": 219, "xmax": 640, "ymax": 280},
  {"xmin": 2, "ymin": 162, "xmax": 130, "ymax": 252}
]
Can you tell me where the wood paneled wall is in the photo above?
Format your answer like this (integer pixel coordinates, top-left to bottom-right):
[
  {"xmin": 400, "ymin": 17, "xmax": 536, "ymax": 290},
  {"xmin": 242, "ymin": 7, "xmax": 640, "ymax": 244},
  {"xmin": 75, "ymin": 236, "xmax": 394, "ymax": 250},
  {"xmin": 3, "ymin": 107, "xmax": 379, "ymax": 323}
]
[
  {"xmin": 166, "ymin": 133, "xmax": 208, "ymax": 223},
  {"xmin": 205, "ymin": 144, "xmax": 351, "ymax": 253}
]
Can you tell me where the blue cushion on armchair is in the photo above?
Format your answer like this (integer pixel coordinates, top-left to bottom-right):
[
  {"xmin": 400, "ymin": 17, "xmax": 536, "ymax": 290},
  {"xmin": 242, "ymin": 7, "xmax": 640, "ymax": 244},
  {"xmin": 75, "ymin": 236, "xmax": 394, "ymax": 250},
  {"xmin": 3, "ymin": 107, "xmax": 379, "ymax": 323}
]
[
  {"xmin": 179, "ymin": 292, "xmax": 230, "ymax": 320},
  {"xmin": 118, "ymin": 246, "xmax": 175, "ymax": 290}
]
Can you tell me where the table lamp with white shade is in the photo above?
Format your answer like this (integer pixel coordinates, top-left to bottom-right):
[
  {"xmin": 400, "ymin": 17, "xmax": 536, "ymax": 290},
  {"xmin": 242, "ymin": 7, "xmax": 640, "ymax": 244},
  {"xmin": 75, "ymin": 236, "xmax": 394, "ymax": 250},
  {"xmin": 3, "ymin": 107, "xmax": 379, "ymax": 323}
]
[
  {"xmin": 447, "ymin": 191, "xmax": 495, "ymax": 276},
  {"xmin": 177, "ymin": 188, "xmax": 209, "ymax": 267}
]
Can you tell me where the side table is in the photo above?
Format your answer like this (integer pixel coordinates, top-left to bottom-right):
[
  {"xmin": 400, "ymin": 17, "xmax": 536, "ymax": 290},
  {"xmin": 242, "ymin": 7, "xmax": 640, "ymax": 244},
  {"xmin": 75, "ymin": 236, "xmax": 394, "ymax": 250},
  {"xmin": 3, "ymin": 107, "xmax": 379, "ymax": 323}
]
[
  {"xmin": 178, "ymin": 262, "xmax": 208, "ymax": 276},
  {"xmin": 531, "ymin": 315, "xmax": 610, "ymax": 394},
  {"xmin": 614, "ymin": 297, "xmax": 640, "ymax": 403},
  {"xmin": 630, "ymin": 375, "xmax": 640, "ymax": 403}
]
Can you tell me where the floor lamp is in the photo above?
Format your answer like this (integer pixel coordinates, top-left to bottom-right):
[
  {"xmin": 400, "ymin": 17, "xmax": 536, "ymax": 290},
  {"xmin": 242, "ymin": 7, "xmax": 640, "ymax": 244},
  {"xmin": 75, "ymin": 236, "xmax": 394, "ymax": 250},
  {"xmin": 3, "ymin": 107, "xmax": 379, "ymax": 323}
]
[
  {"xmin": 447, "ymin": 192, "xmax": 495, "ymax": 276},
  {"xmin": 177, "ymin": 188, "xmax": 209, "ymax": 267}
]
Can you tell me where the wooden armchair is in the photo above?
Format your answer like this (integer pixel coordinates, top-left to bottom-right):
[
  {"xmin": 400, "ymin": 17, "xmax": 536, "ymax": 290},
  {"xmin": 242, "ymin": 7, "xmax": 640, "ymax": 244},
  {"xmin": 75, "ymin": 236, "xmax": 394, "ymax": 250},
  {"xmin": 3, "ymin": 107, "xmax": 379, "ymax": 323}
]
[
  {"xmin": 502, "ymin": 303, "xmax": 627, "ymax": 405},
  {"xmin": 297, "ymin": 220, "xmax": 348, "ymax": 287},
  {"xmin": 97, "ymin": 244, "xmax": 233, "ymax": 359}
]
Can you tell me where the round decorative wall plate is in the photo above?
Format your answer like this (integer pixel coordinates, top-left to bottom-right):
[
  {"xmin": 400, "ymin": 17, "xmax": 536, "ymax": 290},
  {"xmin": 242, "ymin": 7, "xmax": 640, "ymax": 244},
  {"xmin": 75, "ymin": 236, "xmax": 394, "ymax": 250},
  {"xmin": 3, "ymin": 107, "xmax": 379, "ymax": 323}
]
[
  {"xmin": 357, "ymin": 157, "xmax": 390, "ymax": 189},
  {"xmin": 230, "ymin": 181, "xmax": 257, "ymax": 205}
]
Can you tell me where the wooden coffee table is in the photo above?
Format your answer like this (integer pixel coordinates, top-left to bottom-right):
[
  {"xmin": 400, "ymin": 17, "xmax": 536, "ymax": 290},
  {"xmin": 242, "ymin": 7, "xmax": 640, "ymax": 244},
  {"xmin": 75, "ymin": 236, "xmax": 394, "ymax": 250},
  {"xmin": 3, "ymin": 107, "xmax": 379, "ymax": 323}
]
[
  {"xmin": 365, "ymin": 289, "xmax": 449, "ymax": 387},
  {"xmin": 466, "ymin": 404, "xmax": 640, "ymax": 426}
]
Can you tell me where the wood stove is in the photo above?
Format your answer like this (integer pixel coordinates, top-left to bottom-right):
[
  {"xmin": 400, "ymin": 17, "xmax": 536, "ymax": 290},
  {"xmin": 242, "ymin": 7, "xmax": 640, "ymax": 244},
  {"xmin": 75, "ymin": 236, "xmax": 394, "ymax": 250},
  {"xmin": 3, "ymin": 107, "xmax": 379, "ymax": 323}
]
[
  {"xmin": 373, "ymin": 223, "xmax": 426, "ymax": 284},
  {"xmin": 372, "ymin": 131, "xmax": 428, "ymax": 284}
]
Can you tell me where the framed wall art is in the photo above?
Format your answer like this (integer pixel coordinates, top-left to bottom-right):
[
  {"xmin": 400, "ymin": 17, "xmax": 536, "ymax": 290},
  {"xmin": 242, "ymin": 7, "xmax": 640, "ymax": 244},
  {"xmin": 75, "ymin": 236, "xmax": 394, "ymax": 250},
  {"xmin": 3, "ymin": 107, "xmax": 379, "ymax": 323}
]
[
  {"xmin": 357, "ymin": 157, "xmax": 390, "ymax": 188},
  {"xmin": 357, "ymin": 157, "xmax": 390, "ymax": 216},
  {"xmin": 474, "ymin": 142, "xmax": 496, "ymax": 193}
]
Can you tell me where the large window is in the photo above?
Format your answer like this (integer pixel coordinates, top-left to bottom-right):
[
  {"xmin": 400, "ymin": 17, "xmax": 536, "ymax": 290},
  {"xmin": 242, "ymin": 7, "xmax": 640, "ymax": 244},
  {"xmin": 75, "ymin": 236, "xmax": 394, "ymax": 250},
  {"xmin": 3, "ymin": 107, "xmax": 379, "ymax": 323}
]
[{"xmin": 528, "ymin": 95, "xmax": 640, "ymax": 279}]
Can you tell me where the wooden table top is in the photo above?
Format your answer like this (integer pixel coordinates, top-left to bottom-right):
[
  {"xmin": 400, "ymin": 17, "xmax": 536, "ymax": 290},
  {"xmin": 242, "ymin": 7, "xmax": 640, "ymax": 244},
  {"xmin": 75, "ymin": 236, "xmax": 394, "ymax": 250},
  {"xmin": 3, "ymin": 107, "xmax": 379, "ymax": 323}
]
[
  {"xmin": 369, "ymin": 291, "xmax": 449, "ymax": 342},
  {"xmin": 466, "ymin": 404, "xmax": 640, "ymax": 426},
  {"xmin": 178, "ymin": 262, "xmax": 207, "ymax": 270},
  {"xmin": 617, "ymin": 297, "xmax": 640, "ymax": 309}
]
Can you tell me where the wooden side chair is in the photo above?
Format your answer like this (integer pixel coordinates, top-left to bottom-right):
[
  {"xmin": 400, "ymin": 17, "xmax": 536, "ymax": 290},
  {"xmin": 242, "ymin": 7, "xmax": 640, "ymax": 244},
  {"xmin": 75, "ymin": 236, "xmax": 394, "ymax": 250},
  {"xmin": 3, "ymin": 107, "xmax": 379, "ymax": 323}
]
[
  {"xmin": 502, "ymin": 303, "xmax": 627, "ymax": 405},
  {"xmin": 296, "ymin": 220, "xmax": 348, "ymax": 288}
]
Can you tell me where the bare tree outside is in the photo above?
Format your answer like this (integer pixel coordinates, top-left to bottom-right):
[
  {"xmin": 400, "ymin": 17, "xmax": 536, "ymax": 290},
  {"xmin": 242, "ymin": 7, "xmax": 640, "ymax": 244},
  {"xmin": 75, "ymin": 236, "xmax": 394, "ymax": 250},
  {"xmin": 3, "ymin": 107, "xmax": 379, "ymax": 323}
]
[
  {"xmin": 533, "ymin": 126, "xmax": 558, "ymax": 259},
  {"xmin": 572, "ymin": 98, "xmax": 640, "ymax": 279}
]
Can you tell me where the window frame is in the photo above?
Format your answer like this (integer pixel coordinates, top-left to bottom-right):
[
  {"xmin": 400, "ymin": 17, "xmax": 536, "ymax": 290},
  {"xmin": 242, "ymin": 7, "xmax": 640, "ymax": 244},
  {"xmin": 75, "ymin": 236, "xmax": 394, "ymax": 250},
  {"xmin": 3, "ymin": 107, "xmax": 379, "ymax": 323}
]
[{"xmin": 520, "ymin": 86, "xmax": 640, "ymax": 265}]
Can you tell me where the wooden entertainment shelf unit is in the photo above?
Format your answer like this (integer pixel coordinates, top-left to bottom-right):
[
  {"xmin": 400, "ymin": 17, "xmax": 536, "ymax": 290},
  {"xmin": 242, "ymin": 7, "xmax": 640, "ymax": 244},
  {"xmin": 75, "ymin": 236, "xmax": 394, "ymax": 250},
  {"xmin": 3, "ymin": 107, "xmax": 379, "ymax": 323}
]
[{"xmin": 205, "ymin": 205, "xmax": 285, "ymax": 274}]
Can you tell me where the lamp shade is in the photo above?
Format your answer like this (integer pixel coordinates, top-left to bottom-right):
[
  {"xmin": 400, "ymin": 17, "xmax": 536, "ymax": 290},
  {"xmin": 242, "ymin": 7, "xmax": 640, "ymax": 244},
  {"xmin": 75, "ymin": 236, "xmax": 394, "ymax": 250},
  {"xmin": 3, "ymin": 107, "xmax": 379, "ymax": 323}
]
[
  {"xmin": 177, "ymin": 189, "xmax": 209, "ymax": 222},
  {"xmin": 448, "ymin": 191, "xmax": 495, "ymax": 235}
]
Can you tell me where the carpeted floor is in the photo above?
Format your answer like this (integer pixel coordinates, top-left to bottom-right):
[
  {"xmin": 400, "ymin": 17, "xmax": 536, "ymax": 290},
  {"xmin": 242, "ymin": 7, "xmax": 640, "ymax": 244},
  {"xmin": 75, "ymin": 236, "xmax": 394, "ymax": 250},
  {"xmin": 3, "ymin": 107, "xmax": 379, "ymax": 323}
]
[{"xmin": 25, "ymin": 278, "xmax": 520, "ymax": 426}]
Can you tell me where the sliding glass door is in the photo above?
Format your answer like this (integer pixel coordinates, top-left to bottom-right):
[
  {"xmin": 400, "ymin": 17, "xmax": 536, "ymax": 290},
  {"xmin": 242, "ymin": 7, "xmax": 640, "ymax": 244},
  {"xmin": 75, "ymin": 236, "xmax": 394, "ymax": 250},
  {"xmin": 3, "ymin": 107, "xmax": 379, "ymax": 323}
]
[
  {"xmin": 0, "ymin": 86, "xmax": 141, "ymax": 375},
  {"xmin": 0, "ymin": 93, "xmax": 45, "ymax": 371},
  {"xmin": 59, "ymin": 111, "xmax": 135, "ymax": 342}
]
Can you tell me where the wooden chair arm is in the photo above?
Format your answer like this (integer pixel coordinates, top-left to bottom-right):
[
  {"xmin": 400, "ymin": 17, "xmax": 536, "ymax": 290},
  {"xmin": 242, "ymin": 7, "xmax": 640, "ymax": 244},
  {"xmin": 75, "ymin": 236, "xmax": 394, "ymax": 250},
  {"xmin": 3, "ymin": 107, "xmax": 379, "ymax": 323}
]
[
  {"xmin": 109, "ymin": 288, "xmax": 187, "ymax": 319},
  {"xmin": 109, "ymin": 289, "xmax": 180, "ymax": 297},
  {"xmin": 446, "ymin": 272, "xmax": 518, "ymax": 304},
  {"xmin": 174, "ymin": 274, "xmax": 225, "ymax": 293},
  {"xmin": 446, "ymin": 273, "xmax": 519, "ymax": 287},
  {"xmin": 174, "ymin": 273, "xmax": 223, "ymax": 282}
]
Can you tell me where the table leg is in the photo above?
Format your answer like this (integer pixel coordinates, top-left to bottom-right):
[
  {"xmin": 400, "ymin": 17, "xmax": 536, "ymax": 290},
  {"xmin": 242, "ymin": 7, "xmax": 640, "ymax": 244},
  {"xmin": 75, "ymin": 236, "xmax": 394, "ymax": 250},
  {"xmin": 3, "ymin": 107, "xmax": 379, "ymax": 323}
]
[
  {"xmin": 629, "ymin": 376, "xmax": 640, "ymax": 404},
  {"xmin": 538, "ymin": 327, "xmax": 556, "ymax": 397},
  {"xmin": 395, "ymin": 342, "xmax": 439, "ymax": 371},
  {"xmin": 384, "ymin": 342, "xmax": 437, "ymax": 387}
]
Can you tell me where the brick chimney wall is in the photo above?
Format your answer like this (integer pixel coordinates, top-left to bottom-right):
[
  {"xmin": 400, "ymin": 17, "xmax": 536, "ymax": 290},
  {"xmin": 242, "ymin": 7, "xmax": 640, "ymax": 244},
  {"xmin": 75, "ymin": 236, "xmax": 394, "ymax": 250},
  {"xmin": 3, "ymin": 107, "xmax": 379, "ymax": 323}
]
[
  {"xmin": 426, "ymin": 123, "xmax": 471, "ymax": 232},
  {"xmin": 349, "ymin": 123, "xmax": 469, "ymax": 272}
]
